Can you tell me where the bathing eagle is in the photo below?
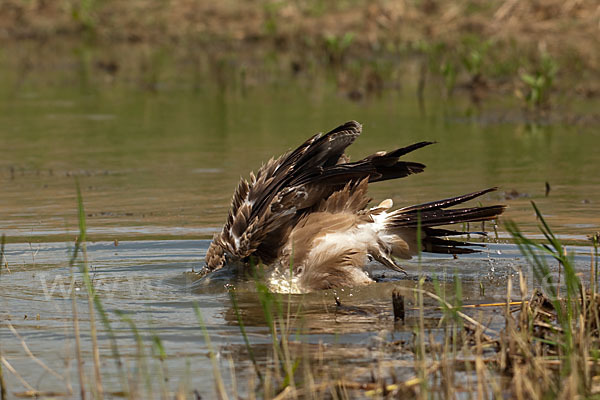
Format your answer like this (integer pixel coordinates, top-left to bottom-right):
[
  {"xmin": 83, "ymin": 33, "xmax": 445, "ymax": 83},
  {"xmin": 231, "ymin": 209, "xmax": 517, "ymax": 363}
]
[{"xmin": 204, "ymin": 121, "xmax": 504, "ymax": 292}]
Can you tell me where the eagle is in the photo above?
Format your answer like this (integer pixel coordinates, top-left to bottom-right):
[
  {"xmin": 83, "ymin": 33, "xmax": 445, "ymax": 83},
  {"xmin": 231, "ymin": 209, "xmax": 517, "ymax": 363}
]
[{"xmin": 204, "ymin": 121, "xmax": 504, "ymax": 292}]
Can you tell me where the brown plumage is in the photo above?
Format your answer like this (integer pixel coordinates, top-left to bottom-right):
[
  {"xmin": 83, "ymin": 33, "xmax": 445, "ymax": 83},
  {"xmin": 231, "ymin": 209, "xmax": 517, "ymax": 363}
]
[{"xmin": 204, "ymin": 121, "xmax": 505, "ymax": 292}]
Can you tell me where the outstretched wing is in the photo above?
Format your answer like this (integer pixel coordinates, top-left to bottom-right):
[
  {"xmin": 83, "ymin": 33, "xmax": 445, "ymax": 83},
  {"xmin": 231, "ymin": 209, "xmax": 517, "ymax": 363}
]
[
  {"xmin": 206, "ymin": 121, "xmax": 362, "ymax": 271},
  {"xmin": 205, "ymin": 121, "xmax": 434, "ymax": 271}
]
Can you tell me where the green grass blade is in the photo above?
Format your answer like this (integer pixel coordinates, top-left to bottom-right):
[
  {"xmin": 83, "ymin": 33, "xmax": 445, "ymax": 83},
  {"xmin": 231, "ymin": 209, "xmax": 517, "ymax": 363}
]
[
  {"xmin": 229, "ymin": 289, "xmax": 263, "ymax": 383},
  {"xmin": 194, "ymin": 304, "xmax": 229, "ymax": 400}
]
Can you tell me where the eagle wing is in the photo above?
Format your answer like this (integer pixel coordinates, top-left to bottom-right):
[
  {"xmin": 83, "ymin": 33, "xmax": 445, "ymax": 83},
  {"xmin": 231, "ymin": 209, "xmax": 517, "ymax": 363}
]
[{"xmin": 205, "ymin": 121, "xmax": 433, "ymax": 272}]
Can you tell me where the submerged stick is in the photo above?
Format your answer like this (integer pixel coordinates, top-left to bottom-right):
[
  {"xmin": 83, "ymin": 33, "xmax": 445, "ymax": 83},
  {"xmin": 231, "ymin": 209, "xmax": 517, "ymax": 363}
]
[{"xmin": 392, "ymin": 290, "xmax": 405, "ymax": 322}]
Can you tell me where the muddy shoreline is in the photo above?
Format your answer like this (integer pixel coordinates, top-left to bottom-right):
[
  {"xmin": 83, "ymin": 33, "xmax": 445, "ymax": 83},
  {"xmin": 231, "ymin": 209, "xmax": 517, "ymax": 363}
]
[{"xmin": 1, "ymin": 0, "xmax": 599, "ymax": 105}]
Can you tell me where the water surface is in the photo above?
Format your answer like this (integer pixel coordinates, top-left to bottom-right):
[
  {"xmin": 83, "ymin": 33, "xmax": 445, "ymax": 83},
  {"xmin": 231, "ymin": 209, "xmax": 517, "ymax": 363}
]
[{"xmin": 1, "ymin": 73, "xmax": 600, "ymax": 397}]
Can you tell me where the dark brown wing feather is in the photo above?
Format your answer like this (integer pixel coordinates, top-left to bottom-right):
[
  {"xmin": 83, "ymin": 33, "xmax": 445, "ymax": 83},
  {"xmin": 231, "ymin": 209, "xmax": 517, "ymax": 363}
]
[
  {"xmin": 398, "ymin": 187, "xmax": 498, "ymax": 212},
  {"xmin": 206, "ymin": 121, "xmax": 364, "ymax": 271},
  {"xmin": 386, "ymin": 188, "xmax": 505, "ymax": 255},
  {"xmin": 249, "ymin": 121, "xmax": 362, "ymax": 221},
  {"xmin": 205, "ymin": 121, "xmax": 434, "ymax": 272},
  {"xmin": 389, "ymin": 205, "xmax": 505, "ymax": 228}
]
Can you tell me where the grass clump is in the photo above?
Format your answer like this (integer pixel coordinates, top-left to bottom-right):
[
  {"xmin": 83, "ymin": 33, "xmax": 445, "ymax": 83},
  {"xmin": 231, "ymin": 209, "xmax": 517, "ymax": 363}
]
[
  {"xmin": 519, "ymin": 53, "xmax": 559, "ymax": 109},
  {"xmin": 503, "ymin": 201, "xmax": 600, "ymax": 398}
]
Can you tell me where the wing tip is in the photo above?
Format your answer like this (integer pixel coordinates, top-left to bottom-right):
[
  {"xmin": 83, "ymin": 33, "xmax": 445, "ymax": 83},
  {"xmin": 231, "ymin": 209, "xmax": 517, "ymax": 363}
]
[{"xmin": 327, "ymin": 120, "xmax": 363, "ymax": 137}]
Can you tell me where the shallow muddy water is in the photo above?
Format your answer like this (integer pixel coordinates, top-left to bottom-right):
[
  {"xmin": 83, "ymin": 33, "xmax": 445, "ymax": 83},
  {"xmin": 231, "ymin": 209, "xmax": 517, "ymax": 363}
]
[{"xmin": 1, "ymin": 69, "xmax": 600, "ymax": 397}]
